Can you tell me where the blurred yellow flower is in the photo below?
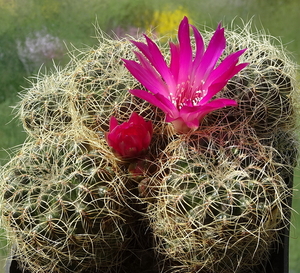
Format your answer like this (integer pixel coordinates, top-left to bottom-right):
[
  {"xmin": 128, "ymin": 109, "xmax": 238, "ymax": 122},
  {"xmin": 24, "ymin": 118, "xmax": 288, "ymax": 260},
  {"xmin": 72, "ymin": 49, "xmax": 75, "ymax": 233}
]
[{"xmin": 148, "ymin": 6, "xmax": 192, "ymax": 38}]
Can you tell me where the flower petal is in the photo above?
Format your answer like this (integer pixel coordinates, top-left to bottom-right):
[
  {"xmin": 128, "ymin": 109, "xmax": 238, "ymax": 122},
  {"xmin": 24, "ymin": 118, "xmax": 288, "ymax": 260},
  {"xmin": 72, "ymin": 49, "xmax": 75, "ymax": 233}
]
[
  {"xmin": 106, "ymin": 112, "xmax": 153, "ymax": 158},
  {"xmin": 205, "ymin": 49, "xmax": 248, "ymax": 87},
  {"xmin": 190, "ymin": 24, "xmax": 205, "ymax": 70},
  {"xmin": 200, "ymin": 65, "xmax": 249, "ymax": 104},
  {"xmin": 128, "ymin": 111, "xmax": 141, "ymax": 123},
  {"xmin": 143, "ymin": 36, "xmax": 176, "ymax": 90},
  {"xmin": 177, "ymin": 16, "xmax": 193, "ymax": 83},
  {"xmin": 123, "ymin": 58, "xmax": 168, "ymax": 96},
  {"xmin": 109, "ymin": 116, "xmax": 119, "ymax": 131},
  {"xmin": 132, "ymin": 36, "xmax": 176, "ymax": 92},
  {"xmin": 169, "ymin": 42, "xmax": 180, "ymax": 81},
  {"xmin": 180, "ymin": 98, "xmax": 237, "ymax": 129},
  {"xmin": 123, "ymin": 17, "xmax": 248, "ymax": 134},
  {"xmin": 130, "ymin": 89, "xmax": 178, "ymax": 118},
  {"xmin": 194, "ymin": 23, "xmax": 226, "ymax": 84},
  {"xmin": 131, "ymin": 40, "xmax": 153, "ymax": 62}
]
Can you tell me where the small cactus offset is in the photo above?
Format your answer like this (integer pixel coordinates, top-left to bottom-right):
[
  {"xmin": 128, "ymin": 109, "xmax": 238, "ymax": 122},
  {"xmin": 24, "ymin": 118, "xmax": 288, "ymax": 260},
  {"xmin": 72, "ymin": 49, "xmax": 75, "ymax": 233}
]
[{"xmin": 0, "ymin": 17, "xmax": 298, "ymax": 273}]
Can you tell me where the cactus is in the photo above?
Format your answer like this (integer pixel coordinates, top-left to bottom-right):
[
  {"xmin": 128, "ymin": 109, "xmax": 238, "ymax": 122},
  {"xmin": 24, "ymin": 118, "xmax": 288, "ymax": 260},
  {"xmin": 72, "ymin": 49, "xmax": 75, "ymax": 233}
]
[
  {"xmin": 146, "ymin": 128, "xmax": 292, "ymax": 273},
  {"xmin": 17, "ymin": 71, "xmax": 74, "ymax": 138},
  {"xmin": 210, "ymin": 25, "xmax": 297, "ymax": 137},
  {"xmin": 1, "ymin": 137, "xmax": 131, "ymax": 273},
  {"xmin": 0, "ymin": 19, "xmax": 298, "ymax": 273},
  {"xmin": 18, "ymin": 37, "xmax": 168, "ymax": 141},
  {"xmin": 138, "ymin": 23, "xmax": 298, "ymax": 273}
]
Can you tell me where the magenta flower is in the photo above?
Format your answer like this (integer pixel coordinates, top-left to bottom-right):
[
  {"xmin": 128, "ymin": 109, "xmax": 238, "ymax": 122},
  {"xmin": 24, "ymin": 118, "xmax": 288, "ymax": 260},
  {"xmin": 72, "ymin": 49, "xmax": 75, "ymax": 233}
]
[
  {"xmin": 123, "ymin": 17, "xmax": 249, "ymax": 133},
  {"xmin": 106, "ymin": 112, "xmax": 153, "ymax": 159}
]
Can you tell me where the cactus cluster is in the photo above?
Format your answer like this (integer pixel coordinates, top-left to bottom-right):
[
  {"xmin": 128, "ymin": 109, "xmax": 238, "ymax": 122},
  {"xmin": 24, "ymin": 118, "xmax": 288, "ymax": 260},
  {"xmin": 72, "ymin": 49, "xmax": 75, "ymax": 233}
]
[{"xmin": 0, "ymin": 22, "xmax": 298, "ymax": 273}]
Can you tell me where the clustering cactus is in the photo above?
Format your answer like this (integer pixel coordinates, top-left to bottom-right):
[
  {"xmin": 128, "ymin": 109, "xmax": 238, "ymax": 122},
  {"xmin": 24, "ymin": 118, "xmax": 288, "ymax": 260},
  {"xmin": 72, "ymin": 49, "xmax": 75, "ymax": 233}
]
[
  {"xmin": 1, "ymin": 36, "xmax": 163, "ymax": 273},
  {"xmin": 0, "ymin": 19, "xmax": 298, "ymax": 273},
  {"xmin": 142, "ymin": 24, "xmax": 298, "ymax": 273}
]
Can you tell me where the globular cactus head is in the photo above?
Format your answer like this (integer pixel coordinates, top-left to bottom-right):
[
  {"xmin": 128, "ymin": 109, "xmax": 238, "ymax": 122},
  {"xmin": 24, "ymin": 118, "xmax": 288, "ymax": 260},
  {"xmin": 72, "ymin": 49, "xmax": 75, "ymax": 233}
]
[
  {"xmin": 0, "ymin": 137, "xmax": 131, "ymax": 273},
  {"xmin": 17, "ymin": 37, "xmax": 169, "ymax": 147},
  {"xmin": 17, "ymin": 72, "xmax": 74, "ymax": 138},
  {"xmin": 126, "ymin": 20, "xmax": 298, "ymax": 273},
  {"xmin": 146, "ymin": 127, "xmax": 292, "ymax": 273},
  {"xmin": 208, "ymin": 24, "xmax": 298, "ymax": 137}
]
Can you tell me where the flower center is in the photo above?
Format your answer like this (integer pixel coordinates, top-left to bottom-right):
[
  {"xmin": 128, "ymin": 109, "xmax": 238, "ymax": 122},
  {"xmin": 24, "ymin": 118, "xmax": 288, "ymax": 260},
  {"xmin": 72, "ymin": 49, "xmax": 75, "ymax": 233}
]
[{"xmin": 171, "ymin": 80, "xmax": 205, "ymax": 109}]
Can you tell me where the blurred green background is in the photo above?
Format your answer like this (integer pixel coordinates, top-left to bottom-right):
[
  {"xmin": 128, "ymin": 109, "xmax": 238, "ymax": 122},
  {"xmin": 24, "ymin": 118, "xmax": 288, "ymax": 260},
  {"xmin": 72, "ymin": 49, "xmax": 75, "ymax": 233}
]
[{"xmin": 0, "ymin": 0, "xmax": 299, "ymax": 272}]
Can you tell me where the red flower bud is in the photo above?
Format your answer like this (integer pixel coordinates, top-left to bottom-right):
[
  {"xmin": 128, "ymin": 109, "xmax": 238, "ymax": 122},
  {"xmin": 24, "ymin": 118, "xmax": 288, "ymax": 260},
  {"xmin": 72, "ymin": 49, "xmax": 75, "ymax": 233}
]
[{"xmin": 106, "ymin": 112, "xmax": 153, "ymax": 159}]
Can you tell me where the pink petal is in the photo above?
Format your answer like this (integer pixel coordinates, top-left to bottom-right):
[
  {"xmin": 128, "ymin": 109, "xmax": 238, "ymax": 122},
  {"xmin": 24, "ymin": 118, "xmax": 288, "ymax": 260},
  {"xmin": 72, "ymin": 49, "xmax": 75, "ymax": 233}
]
[
  {"xmin": 169, "ymin": 42, "xmax": 180, "ymax": 81},
  {"xmin": 145, "ymin": 119, "xmax": 153, "ymax": 135},
  {"xmin": 107, "ymin": 133, "xmax": 117, "ymax": 147},
  {"xmin": 190, "ymin": 24, "xmax": 205, "ymax": 70},
  {"xmin": 205, "ymin": 49, "xmax": 248, "ymax": 87},
  {"xmin": 144, "ymin": 131, "xmax": 152, "ymax": 147},
  {"xmin": 177, "ymin": 16, "xmax": 193, "ymax": 82},
  {"xmin": 200, "ymin": 65, "xmax": 249, "ymax": 105},
  {"xmin": 200, "ymin": 82, "xmax": 231, "ymax": 105},
  {"xmin": 185, "ymin": 98, "xmax": 237, "ymax": 117},
  {"xmin": 131, "ymin": 40, "xmax": 153, "ymax": 62},
  {"xmin": 132, "ymin": 36, "xmax": 176, "ymax": 92},
  {"xmin": 194, "ymin": 23, "xmax": 226, "ymax": 85},
  {"xmin": 179, "ymin": 98, "xmax": 237, "ymax": 128},
  {"xmin": 205, "ymin": 62, "xmax": 249, "ymax": 101},
  {"xmin": 109, "ymin": 116, "xmax": 119, "ymax": 131},
  {"xmin": 144, "ymin": 36, "xmax": 176, "ymax": 90},
  {"xmin": 130, "ymin": 89, "xmax": 178, "ymax": 117},
  {"xmin": 123, "ymin": 58, "xmax": 168, "ymax": 96},
  {"xmin": 128, "ymin": 111, "xmax": 141, "ymax": 123}
]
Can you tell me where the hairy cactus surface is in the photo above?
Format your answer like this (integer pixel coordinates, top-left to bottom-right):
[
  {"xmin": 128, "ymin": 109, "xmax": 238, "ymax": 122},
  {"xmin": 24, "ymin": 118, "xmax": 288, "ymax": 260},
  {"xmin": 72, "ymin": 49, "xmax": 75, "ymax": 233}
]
[
  {"xmin": 146, "ymin": 128, "xmax": 292, "ymax": 273},
  {"xmin": 218, "ymin": 27, "xmax": 297, "ymax": 137},
  {"xmin": 0, "ymin": 19, "xmax": 298, "ymax": 273},
  {"xmin": 139, "ymin": 24, "xmax": 298, "ymax": 273},
  {"xmin": 18, "ymin": 72, "xmax": 74, "ymax": 138},
  {"xmin": 1, "ymin": 137, "xmax": 131, "ymax": 273}
]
